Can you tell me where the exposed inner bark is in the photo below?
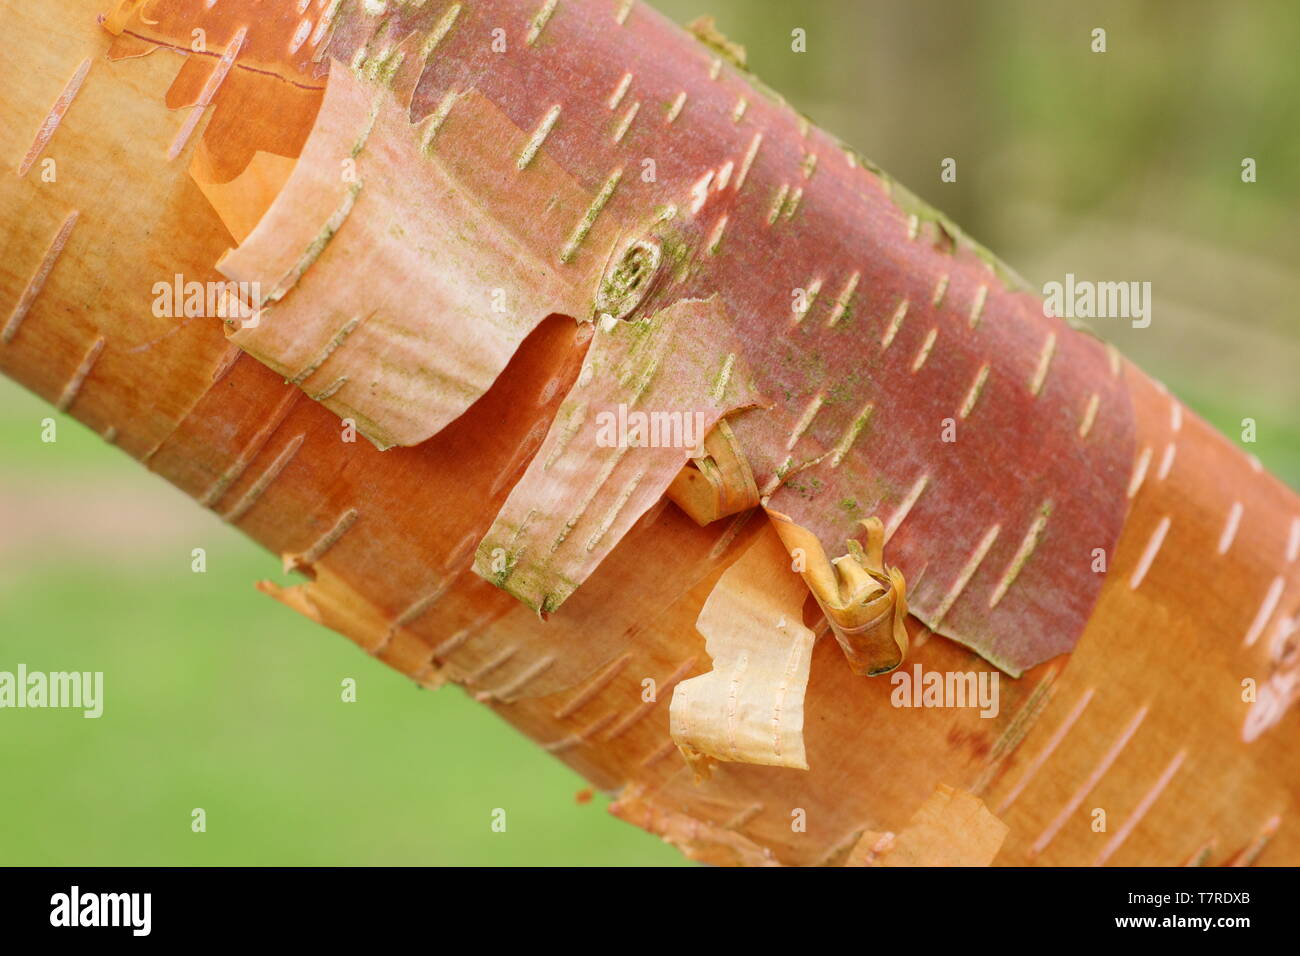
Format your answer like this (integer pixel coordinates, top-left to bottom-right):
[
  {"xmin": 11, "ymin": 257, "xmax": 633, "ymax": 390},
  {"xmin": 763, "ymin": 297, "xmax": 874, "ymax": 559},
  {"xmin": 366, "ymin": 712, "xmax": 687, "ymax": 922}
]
[{"xmin": 2, "ymin": 0, "xmax": 1298, "ymax": 866}]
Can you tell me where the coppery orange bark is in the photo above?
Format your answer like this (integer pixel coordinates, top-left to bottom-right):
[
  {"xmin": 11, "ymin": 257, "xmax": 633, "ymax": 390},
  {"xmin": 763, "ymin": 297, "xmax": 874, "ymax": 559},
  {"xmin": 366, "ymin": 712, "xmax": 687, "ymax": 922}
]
[{"xmin": 2, "ymin": 0, "xmax": 1298, "ymax": 866}]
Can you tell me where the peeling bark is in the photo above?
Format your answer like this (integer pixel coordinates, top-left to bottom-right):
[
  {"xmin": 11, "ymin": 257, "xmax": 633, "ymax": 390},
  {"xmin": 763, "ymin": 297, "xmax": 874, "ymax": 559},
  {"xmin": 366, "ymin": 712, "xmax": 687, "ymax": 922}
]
[{"xmin": 3, "ymin": 0, "xmax": 1300, "ymax": 867}]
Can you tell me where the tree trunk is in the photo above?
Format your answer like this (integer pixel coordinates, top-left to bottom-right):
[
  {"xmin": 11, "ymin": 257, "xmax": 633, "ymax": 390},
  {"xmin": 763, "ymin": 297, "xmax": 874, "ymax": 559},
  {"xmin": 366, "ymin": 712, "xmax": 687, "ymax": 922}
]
[{"xmin": 2, "ymin": 0, "xmax": 1297, "ymax": 866}]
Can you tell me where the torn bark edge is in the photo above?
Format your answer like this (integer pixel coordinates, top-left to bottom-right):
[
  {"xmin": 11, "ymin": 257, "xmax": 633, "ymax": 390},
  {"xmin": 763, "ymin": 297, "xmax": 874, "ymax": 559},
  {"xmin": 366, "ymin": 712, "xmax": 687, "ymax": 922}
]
[
  {"xmin": 665, "ymin": 419, "xmax": 760, "ymax": 525},
  {"xmin": 676, "ymin": 742, "xmax": 719, "ymax": 784},
  {"xmin": 611, "ymin": 782, "xmax": 1006, "ymax": 867},
  {"xmin": 844, "ymin": 784, "xmax": 1009, "ymax": 867},
  {"xmin": 610, "ymin": 784, "xmax": 781, "ymax": 867},
  {"xmin": 766, "ymin": 508, "xmax": 909, "ymax": 676},
  {"xmin": 101, "ymin": 1, "xmax": 148, "ymax": 35},
  {"xmin": 258, "ymin": 566, "xmax": 447, "ymax": 689}
]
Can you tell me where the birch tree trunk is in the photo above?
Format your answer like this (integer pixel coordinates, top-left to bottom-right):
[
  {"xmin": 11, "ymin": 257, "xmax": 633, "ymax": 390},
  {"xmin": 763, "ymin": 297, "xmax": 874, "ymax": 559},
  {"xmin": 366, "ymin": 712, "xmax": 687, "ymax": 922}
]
[{"xmin": 2, "ymin": 0, "xmax": 1297, "ymax": 866}]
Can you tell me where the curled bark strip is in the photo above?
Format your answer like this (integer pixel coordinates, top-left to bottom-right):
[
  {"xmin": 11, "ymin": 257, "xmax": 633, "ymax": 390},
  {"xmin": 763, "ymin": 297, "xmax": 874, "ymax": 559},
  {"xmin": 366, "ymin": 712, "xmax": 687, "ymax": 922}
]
[
  {"xmin": 190, "ymin": 147, "xmax": 297, "ymax": 245},
  {"xmin": 258, "ymin": 568, "xmax": 447, "ymax": 689},
  {"xmin": 665, "ymin": 418, "xmax": 760, "ymax": 526},
  {"xmin": 768, "ymin": 509, "xmax": 909, "ymax": 676},
  {"xmin": 473, "ymin": 295, "xmax": 760, "ymax": 614},
  {"xmin": 143, "ymin": 0, "xmax": 1135, "ymax": 674},
  {"xmin": 670, "ymin": 524, "xmax": 815, "ymax": 776},
  {"xmin": 218, "ymin": 60, "xmax": 608, "ymax": 448}
]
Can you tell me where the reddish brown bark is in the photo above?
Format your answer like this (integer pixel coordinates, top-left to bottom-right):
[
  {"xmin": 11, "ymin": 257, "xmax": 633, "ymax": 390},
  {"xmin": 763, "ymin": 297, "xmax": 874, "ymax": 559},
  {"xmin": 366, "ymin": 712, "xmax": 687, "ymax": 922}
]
[{"xmin": 2, "ymin": 0, "xmax": 1298, "ymax": 865}]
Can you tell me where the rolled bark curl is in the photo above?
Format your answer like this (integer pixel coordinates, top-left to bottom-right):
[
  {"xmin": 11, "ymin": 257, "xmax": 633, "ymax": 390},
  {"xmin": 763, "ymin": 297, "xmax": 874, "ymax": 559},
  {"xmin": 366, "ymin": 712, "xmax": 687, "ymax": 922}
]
[{"xmin": 2, "ymin": 0, "xmax": 1298, "ymax": 866}]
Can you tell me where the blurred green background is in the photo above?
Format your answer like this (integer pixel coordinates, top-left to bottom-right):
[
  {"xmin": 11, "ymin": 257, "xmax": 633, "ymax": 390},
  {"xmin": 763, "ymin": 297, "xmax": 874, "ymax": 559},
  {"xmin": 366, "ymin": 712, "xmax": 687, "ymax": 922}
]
[{"xmin": 1, "ymin": 0, "xmax": 1296, "ymax": 865}]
